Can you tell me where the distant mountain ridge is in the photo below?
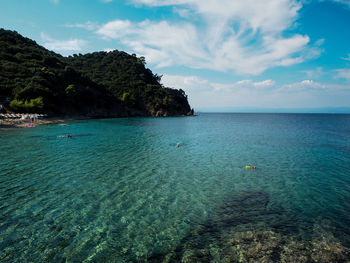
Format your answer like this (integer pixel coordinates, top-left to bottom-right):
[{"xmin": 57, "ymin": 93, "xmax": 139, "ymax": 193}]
[{"xmin": 0, "ymin": 29, "xmax": 193, "ymax": 117}]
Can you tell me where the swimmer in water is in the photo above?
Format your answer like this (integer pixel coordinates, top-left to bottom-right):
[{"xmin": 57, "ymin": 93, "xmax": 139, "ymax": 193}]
[
  {"xmin": 176, "ymin": 143, "xmax": 180, "ymax": 148},
  {"xmin": 58, "ymin": 135, "xmax": 72, "ymax": 138}
]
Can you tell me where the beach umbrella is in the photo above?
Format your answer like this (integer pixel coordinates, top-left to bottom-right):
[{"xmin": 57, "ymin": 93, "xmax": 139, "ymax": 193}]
[{"xmin": 21, "ymin": 114, "xmax": 29, "ymax": 121}]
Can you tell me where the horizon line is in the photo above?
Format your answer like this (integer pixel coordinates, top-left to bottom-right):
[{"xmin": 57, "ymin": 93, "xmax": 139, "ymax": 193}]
[{"xmin": 194, "ymin": 107, "xmax": 350, "ymax": 114}]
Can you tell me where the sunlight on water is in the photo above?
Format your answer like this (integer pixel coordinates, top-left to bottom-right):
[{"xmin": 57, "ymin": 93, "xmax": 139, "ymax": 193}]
[{"xmin": 1, "ymin": 114, "xmax": 350, "ymax": 262}]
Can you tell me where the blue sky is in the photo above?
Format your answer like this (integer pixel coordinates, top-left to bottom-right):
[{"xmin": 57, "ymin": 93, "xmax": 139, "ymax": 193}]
[{"xmin": 1, "ymin": 0, "xmax": 350, "ymax": 111}]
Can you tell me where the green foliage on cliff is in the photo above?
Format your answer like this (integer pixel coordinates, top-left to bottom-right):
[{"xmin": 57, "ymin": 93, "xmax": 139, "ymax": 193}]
[
  {"xmin": 0, "ymin": 28, "xmax": 192, "ymax": 116},
  {"xmin": 0, "ymin": 29, "xmax": 111, "ymax": 114},
  {"xmin": 10, "ymin": 97, "xmax": 44, "ymax": 112},
  {"xmin": 64, "ymin": 51, "xmax": 191, "ymax": 115}
]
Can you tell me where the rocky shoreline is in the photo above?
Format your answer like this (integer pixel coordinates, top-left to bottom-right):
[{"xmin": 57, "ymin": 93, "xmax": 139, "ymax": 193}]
[
  {"xmin": 0, "ymin": 114, "xmax": 195, "ymax": 129},
  {"xmin": 0, "ymin": 117, "xmax": 64, "ymax": 129}
]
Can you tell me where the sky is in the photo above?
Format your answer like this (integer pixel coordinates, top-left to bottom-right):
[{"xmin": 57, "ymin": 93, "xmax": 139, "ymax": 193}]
[{"xmin": 1, "ymin": 0, "xmax": 350, "ymax": 112}]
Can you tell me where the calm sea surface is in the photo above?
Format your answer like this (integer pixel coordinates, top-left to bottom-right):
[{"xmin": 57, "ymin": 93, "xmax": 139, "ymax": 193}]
[{"xmin": 1, "ymin": 113, "xmax": 350, "ymax": 262}]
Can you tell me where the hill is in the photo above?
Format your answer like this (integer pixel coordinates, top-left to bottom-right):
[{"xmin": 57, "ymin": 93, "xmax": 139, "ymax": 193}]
[
  {"xmin": 64, "ymin": 51, "xmax": 192, "ymax": 117},
  {"xmin": 0, "ymin": 29, "xmax": 193, "ymax": 117}
]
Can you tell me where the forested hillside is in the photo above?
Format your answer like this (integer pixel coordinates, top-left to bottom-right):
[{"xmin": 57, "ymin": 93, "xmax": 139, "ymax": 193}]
[
  {"xmin": 65, "ymin": 51, "xmax": 192, "ymax": 116},
  {"xmin": 0, "ymin": 29, "xmax": 192, "ymax": 117}
]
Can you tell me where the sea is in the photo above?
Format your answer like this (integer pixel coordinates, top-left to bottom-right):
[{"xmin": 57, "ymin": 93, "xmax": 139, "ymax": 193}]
[{"xmin": 1, "ymin": 113, "xmax": 350, "ymax": 262}]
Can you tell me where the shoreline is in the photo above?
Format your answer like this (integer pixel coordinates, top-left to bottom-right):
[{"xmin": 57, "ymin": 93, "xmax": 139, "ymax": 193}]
[
  {"xmin": 0, "ymin": 114, "xmax": 197, "ymax": 130},
  {"xmin": 0, "ymin": 118, "xmax": 66, "ymax": 129}
]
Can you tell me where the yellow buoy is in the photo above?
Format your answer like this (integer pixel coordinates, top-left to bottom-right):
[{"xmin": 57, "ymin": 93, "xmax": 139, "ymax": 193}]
[{"xmin": 246, "ymin": 165, "xmax": 251, "ymax": 169}]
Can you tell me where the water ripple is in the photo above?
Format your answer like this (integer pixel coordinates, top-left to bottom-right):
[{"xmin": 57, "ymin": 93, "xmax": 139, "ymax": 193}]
[{"xmin": 1, "ymin": 114, "xmax": 350, "ymax": 262}]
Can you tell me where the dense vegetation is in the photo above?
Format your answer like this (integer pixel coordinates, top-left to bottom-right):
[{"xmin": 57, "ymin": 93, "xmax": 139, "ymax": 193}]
[
  {"xmin": 0, "ymin": 29, "xmax": 192, "ymax": 116},
  {"xmin": 0, "ymin": 29, "xmax": 114, "ymax": 115},
  {"xmin": 64, "ymin": 51, "xmax": 191, "ymax": 116}
]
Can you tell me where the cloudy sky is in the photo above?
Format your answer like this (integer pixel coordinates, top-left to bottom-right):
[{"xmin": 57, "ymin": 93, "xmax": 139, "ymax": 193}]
[{"xmin": 1, "ymin": 0, "xmax": 350, "ymax": 111}]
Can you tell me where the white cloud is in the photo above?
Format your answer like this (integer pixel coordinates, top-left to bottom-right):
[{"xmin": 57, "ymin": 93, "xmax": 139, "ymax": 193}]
[
  {"xmin": 162, "ymin": 75, "xmax": 350, "ymax": 109},
  {"xmin": 314, "ymin": 39, "xmax": 325, "ymax": 46},
  {"xmin": 172, "ymin": 7, "xmax": 192, "ymax": 18},
  {"xmin": 65, "ymin": 21, "xmax": 99, "ymax": 31},
  {"xmin": 40, "ymin": 33, "xmax": 87, "ymax": 53},
  {"xmin": 162, "ymin": 75, "xmax": 212, "ymax": 92},
  {"xmin": 133, "ymin": 0, "xmax": 300, "ymax": 34},
  {"xmin": 162, "ymin": 75, "xmax": 275, "ymax": 93},
  {"xmin": 335, "ymin": 69, "xmax": 350, "ymax": 81},
  {"xmin": 96, "ymin": 20, "xmax": 208, "ymax": 68},
  {"xmin": 162, "ymin": 75, "xmax": 280, "ymax": 107},
  {"xmin": 341, "ymin": 54, "xmax": 350, "ymax": 61},
  {"xmin": 331, "ymin": 0, "xmax": 350, "ymax": 7},
  {"xmin": 93, "ymin": 0, "xmax": 320, "ymax": 75},
  {"xmin": 303, "ymin": 67, "xmax": 324, "ymax": 78},
  {"xmin": 254, "ymin": 80, "xmax": 276, "ymax": 88},
  {"xmin": 96, "ymin": 20, "xmax": 133, "ymax": 39},
  {"xmin": 280, "ymin": 80, "xmax": 326, "ymax": 92}
]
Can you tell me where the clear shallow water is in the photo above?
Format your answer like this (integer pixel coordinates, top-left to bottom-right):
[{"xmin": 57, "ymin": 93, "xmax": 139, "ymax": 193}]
[{"xmin": 1, "ymin": 113, "xmax": 350, "ymax": 262}]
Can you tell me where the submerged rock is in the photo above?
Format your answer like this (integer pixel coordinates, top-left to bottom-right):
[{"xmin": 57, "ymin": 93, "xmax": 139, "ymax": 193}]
[
  {"xmin": 150, "ymin": 191, "xmax": 350, "ymax": 263},
  {"xmin": 211, "ymin": 191, "xmax": 271, "ymax": 228},
  {"xmin": 173, "ymin": 227, "xmax": 350, "ymax": 263}
]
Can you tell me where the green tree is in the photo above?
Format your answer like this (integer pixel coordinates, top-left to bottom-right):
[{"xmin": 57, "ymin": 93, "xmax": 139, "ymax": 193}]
[
  {"xmin": 121, "ymin": 92, "xmax": 129, "ymax": 102},
  {"xmin": 65, "ymin": 84, "xmax": 77, "ymax": 96},
  {"xmin": 10, "ymin": 97, "xmax": 44, "ymax": 112},
  {"xmin": 163, "ymin": 96, "xmax": 168, "ymax": 106}
]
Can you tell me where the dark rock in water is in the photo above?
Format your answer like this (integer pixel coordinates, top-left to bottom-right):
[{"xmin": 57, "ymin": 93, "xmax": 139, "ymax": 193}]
[
  {"xmin": 208, "ymin": 191, "xmax": 301, "ymax": 235},
  {"xmin": 146, "ymin": 191, "xmax": 350, "ymax": 262},
  {"xmin": 151, "ymin": 191, "xmax": 307, "ymax": 262},
  {"xmin": 211, "ymin": 191, "xmax": 270, "ymax": 227},
  {"xmin": 152, "ymin": 190, "xmax": 279, "ymax": 262},
  {"xmin": 188, "ymin": 190, "xmax": 284, "ymax": 240},
  {"xmin": 187, "ymin": 108, "xmax": 194, "ymax": 116},
  {"xmin": 220, "ymin": 191, "xmax": 270, "ymax": 210}
]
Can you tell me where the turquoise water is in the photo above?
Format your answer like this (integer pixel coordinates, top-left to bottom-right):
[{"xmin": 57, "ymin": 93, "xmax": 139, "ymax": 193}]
[{"xmin": 1, "ymin": 113, "xmax": 350, "ymax": 262}]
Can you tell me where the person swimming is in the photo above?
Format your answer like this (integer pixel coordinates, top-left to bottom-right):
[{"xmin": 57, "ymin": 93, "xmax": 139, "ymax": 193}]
[
  {"xmin": 58, "ymin": 134, "xmax": 93, "ymax": 138},
  {"xmin": 58, "ymin": 134, "xmax": 72, "ymax": 138}
]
